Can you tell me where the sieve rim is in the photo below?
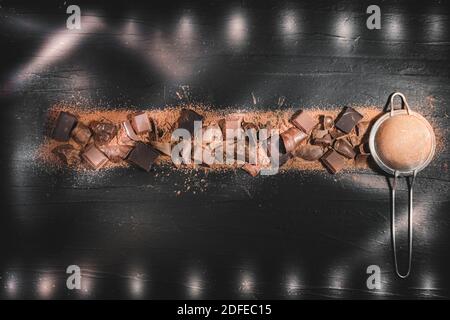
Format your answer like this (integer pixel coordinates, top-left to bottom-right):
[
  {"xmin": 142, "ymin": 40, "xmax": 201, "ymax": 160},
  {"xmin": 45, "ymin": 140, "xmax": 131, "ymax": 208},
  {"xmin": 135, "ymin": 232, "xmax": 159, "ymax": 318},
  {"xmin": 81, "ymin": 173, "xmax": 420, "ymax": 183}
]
[{"xmin": 368, "ymin": 109, "xmax": 436, "ymax": 176}]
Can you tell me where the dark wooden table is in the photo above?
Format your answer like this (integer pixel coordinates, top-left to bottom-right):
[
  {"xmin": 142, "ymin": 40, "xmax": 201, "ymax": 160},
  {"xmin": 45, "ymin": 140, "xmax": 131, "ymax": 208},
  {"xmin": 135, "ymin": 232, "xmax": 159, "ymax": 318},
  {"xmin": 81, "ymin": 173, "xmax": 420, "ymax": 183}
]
[{"xmin": 0, "ymin": 0, "xmax": 449, "ymax": 299}]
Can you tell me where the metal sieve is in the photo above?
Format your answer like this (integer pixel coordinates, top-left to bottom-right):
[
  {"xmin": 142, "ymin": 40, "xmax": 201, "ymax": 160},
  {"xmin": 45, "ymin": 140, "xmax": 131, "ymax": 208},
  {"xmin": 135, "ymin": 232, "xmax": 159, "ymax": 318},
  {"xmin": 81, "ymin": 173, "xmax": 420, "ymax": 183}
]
[{"xmin": 369, "ymin": 92, "xmax": 436, "ymax": 278}]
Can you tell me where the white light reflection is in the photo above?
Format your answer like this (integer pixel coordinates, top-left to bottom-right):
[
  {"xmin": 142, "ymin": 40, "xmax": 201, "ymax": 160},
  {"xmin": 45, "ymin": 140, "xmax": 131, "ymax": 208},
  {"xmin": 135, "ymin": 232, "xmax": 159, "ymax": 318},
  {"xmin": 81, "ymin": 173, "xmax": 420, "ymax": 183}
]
[
  {"xmin": 425, "ymin": 15, "xmax": 446, "ymax": 41},
  {"xmin": 285, "ymin": 274, "xmax": 301, "ymax": 296},
  {"xmin": 385, "ymin": 14, "xmax": 405, "ymax": 41},
  {"xmin": 130, "ymin": 273, "xmax": 145, "ymax": 298},
  {"xmin": 187, "ymin": 272, "xmax": 204, "ymax": 298},
  {"xmin": 227, "ymin": 10, "xmax": 247, "ymax": 47},
  {"xmin": 37, "ymin": 275, "xmax": 56, "ymax": 299},
  {"xmin": 5, "ymin": 272, "xmax": 19, "ymax": 297},
  {"xmin": 239, "ymin": 272, "xmax": 254, "ymax": 295},
  {"xmin": 177, "ymin": 15, "xmax": 194, "ymax": 43},
  {"xmin": 281, "ymin": 9, "xmax": 298, "ymax": 35}
]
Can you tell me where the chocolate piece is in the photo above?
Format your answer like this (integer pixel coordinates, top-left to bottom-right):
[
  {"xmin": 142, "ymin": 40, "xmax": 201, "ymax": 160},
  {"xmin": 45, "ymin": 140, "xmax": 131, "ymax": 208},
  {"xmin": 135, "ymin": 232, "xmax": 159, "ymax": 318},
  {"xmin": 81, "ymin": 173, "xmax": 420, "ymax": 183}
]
[
  {"xmin": 312, "ymin": 134, "xmax": 333, "ymax": 146},
  {"xmin": 121, "ymin": 121, "xmax": 140, "ymax": 141},
  {"xmin": 131, "ymin": 112, "xmax": 151, "ymax": 134},
  {"xmin": 51, "ymin": 111, "xmax": 77, "ymax": 141},
  {"xmin": 177, "ymin": 109, "xmax": 204, "ymax": 135},
  {"xmin": 71, "ymin": 123, "xmax": 91, "ymax": 146},
  {"xmin": 127, "ymin": 142, "xmax": 159, "ymax": 171},
  {"xmin": 311, "ymin": 129, "xmax": 329, "ymax": 140},
  {"xmin": 329, "ymin": 129, "xmax": 347, "ymax": 140},
  {"xmin": 321, "ymin": 149, "xmax": 347, "ymax": 174},
  {"xmin": 291, "ymin": 110, "xmax": 318, "ymax": 133},
  {"xmin": 349, "ymin": 135, "xmax": 359, "ymax": 147},
  {"xmin": 89, "ymin": 120, "xmax": 118, "ymax": 145},
  {"xmin": 117, "ymin": 125, "xmax": 136, "ymax": 146},
  {"xmin": 242, "ymin": 163, "xmax": 260, "ymax": 177},
  {"xmin": 52, "ymin": 144, "xmax": 81, "ymax": 166},
  {"xmin": 150, "ymin": 141, "xmax": 172, "ymax": 156},
  {"xmin": 333, "ymin": 138, "xmax": 356, "ymax": 159},
  {"xmin": 99, "ymin": 144, "xmax": 132, "ymax": 162},
  {"xmin": 355, "ymin": 154, "xmax": 370, "ymax": 168},
  {"xmin": 356, "ymin": 121, "xmax": 370, "ymax": 136},
  {"xmin": 242, "ymin": 121, "xmax": 259, "ymax": 132},
  {"xmin": 322, "ymin": 115, "xmax": 334, "ymax": 130},
  {"xmin": 335, "ymin": 107, "xmax": 363, "ymax": 133},
  {"xmin": 295, "ymin": 145, "xmax": 325, "ymax": 161},
  {"xmin": 358, "ymin": 142, "xmax": 371, "ymax": 155},
  {"xmin": 82, "ymin": 144, "xmax": 109, "ymax": 169},
  {"xmin": 280, "ymin": 127, "xmax": 307, "ymax": 153}
]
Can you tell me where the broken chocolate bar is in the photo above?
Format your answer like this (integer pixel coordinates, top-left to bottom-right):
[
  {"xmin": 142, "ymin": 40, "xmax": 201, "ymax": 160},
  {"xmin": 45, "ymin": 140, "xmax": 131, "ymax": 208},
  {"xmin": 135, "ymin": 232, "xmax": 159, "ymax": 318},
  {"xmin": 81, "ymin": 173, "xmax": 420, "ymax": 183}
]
[
  {"xmin": 311, "ymin": 129, "xmax": 329, "ymax": 140},
  {"xmin": 333, "ymin": 138, "xmax": 356, "ymax": 159},
  {"xmin": 177, "ymin": 109, "xmax": 204, "ymax": 135},
  {"xmin": 89, "ymin": 120, "xmax": 118, "ymax": 145},
  {"xmin": 131, "ymin": 112, "xmax": 151, "ymax": 134},
  {"xmin": 121, "ymin": 121, "xmax": 140, "ymax": 141},
  {"xmin": 52, "ymin": 111, "xmax": 77, "ymax": 142},
  {"xmin": 335, "ymin": 107, "xmax": 363, "ymax": 133},
  {"xmin": 82, "ymin": 144, "xmax": 109, "ymax": 169},
  {"xmin": 321, "ymin": 149, "xmax": 347, "ymax": 174},
  {"xmin": 312, "ymin": 134, "xmax": 333, "ymax": 146},
  {"xmin": 127, "ymin": 142, "xmax": 159, "ymax": 172},
  {"xmin": 242, "ymin": 163, "xmax": 260, "ymax": 177},
  {"xmin": 295, "ymin": 145, "xmax": 325, "ymax": 161},
  {"xmin": 322, "ymin": 115, "xmax": 334, "ymax": 130},
  {"xmin": 291, "ymin": 110, "xmax": 318, "ymax": 133},
  {"xmin": 99, "ymin": 143, "xmax": 132, "ymax": 163},
  {"xmin": 71, "ymin": 122, "xmax": 92, "ymax": 146},
  {"xmin": 280, "ymin": 127, "xmax": 307, "ymax": 153},
  {"xmin": 52, "ymin": 144, "xmax": 81, "ymax": 166}
]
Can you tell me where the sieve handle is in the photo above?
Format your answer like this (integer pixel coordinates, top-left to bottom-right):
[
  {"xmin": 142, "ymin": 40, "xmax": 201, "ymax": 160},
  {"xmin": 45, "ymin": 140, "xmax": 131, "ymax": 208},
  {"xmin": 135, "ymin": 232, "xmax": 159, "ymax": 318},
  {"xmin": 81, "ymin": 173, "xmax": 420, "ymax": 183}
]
[
  {"xmin": 391, "ymin": 170, "xmax": 417, "ymax": 278},
  {"xmin": 389, "ymin": 92, "xmax": 412, "ymax": 117}
]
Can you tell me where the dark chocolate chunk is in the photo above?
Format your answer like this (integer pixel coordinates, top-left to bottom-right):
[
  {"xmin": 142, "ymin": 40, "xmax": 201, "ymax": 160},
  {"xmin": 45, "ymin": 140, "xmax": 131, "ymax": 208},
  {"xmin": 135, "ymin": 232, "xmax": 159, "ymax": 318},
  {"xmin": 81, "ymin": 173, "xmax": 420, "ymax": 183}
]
[
  {"xmin": 321, "ymin": 149, "xmax": 347, "ymax": 174},
  {"xmin": 333, "ymin": 138, "xmax": 356, "ymax": 159},
  {"xmin": 71, "ymin": 123, "xmax": 92, "ymax": 146},
  {"xmin": 280, "ymin": 127, "xmax": 307, "ymax": 153},
  {"xmin": 52, "ymin": 144, "xmax": 81, "ymax": 166},
  {"xmin": 312, "ymin": 133, "xmax": 333, "ymax": 146},
  {"xmin": 295, "ymin": 145, "xmax": 325, "ymax": 161},
  {"xmin": 177, "ymin": 109, "xmax": 204, "ymax": 135},
  {"xmin": 335, "ymin": 107, "xmax": 363, "ymax": 133},
  {"xmin": 52, "ymin": 112, "xmax": 77, "ymax": 142},
  {"xmin": 131, "ymin": 112, "xmax": 151, "ymax": 134},
  {"xmin": 291, "ymin": 110, "xmax": 318, "ymax": 133},
  {"xmin": 127, "ymin": 142, "xmax": 159, "ymax": 171},
  {"xmin": 329, "ymin": 129, "xmax": 347, "ymax": 140},
  {"xmin": 89, "ymin": 120, "xmax": 118, "ymax": 145},
  {"xmin": 82, "ymin": 144, "xmax": 109, "ymax": 169},
  {"xmin": 322, "ymin": 115, "xmax": 334, "ymax": 130}
]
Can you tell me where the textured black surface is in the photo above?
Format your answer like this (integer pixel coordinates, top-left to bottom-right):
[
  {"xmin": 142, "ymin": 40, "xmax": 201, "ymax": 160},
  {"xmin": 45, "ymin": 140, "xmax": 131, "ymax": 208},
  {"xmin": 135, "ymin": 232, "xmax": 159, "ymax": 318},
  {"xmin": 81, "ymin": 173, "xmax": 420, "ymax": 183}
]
[{"xmin": 0, "ymin": 0, "xmax": 449, "ymax": 299}]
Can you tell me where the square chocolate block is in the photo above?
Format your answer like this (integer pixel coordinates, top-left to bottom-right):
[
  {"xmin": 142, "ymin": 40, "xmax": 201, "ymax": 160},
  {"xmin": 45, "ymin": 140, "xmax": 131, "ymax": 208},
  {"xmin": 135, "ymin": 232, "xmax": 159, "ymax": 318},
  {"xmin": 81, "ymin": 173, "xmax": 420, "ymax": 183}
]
[
  {"xmin": 71, "ymin": 123, "xmax": 92, "ymax": 146},
  {"xmin": 131, "ymin": 112, "xmax": 151, "ymax": 134},
  {"xmin": 291, "ymin": 110, "xmax": 318, "ymax": 134},
  {"xmin": 82, "ymin": 144, "xmax": 109, "ymax": 169},
  {"xmin": 52, "ymin": 111, "xmax": 77, "ymax": 141},
  {"xmin": 127, "ymin": 142, "xmax": 159, "ymax": 172},
  {"xmin": 335, "ymin": 107, "xmax": 363, "ymax": 133},
  {"xmin": 321, "ymin": 149, "xmax": 347, "ymax": 174},
  {"xmin": 177, "ymin": 109, "xmax": 204, "ymax": 135},
  {"xmin": 89, "ymin": 120, "xmax": 118, "ymax": 145}
]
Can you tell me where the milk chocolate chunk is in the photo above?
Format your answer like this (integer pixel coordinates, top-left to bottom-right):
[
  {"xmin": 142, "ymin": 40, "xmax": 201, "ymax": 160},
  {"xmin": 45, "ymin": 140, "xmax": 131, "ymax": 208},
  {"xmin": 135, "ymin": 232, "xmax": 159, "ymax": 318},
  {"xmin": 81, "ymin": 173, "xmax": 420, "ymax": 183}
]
[
  {"xmin": 333, "ymin": 138, "xmax": 356, "ymax": 159},
  {"xmin": 219, "ymin": 114, "xmax": 244, "ymax": 140},
  {"xmin": 311, "ymin": 129, "xmax": 329, "ymax": 140},
  {"xmin": 291, "ymin": 110, "xmax": 318, "ymax": 133},
  {"xmin": 280, "ymin": 127, "xmax": 307, "ymax": 153},
  {"xmin": 321, "ymin": 149, "xmax": 347, "ymax": 174},
  {"xmin": 52, "ymin": 112, "xmax": 77, "ymax": 141},
  {"xmin": 52, "ymin": 144, "xmax": 81, "ymax": 166},
  {"xmin": 99, "ymin": 144, "xmax": 132, "ymax": 162},
  {"xmin": 335, "ymin": 107, "xmax": 363, "ymax": 133},
  {"xmin": 312, "ymin": 134, "xmax": 333, "ymax": 146},
  {"xmin": 329, "ymin": 129, "xmax": 347, "ymax": 140},
  {"xmin": 295, "ymin": 145, "xmax": 324, "ymax": 161},
  {"xmin": 242, "ymin": 163, "xmax": 260, "ymax": 177},
  {"xmin": 121, "ymin": 121, "xmax": 140, "ymax": 141},
  {"xmin": 322, "ymin": 115, "xmax": 334, "ymax": 130},
  {"xmin": 131, "ymin": 112, "xmax": 151, "ymax": 134},
  {"xmin": 177, "ymin": 109, "xmax": 204, "ymax": 135},
  {"xmin": 71, "ymin": 123, "xmax": 91, "ymax": 146},
  {"xmin": 82, "ymin": 144, "xmax": 109, "ymax": 169},
  {"xmin": 127, "ymin": 142, "xmax": 159, "ymax": 172},
  {"xmin": 89, "ymin": 120, "xmax": 118, "ymax": 145}
]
